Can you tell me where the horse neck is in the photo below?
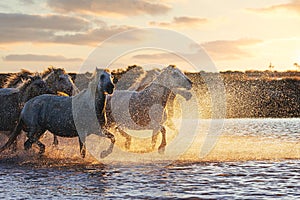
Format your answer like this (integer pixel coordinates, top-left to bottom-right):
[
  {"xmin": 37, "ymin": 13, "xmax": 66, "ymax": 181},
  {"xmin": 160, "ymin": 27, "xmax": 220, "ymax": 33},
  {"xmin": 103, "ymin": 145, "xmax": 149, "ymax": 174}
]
[
  {"xmin": 142, "ymin": 83, "xmax": 172, "ymax": 107},
  {"xmin": 95, "ymin": 89, "xmax": 107, "ymax": 127},
  {"xmin": 43, "ymin": 71, "xmax": 58, "ymax": 92},
  {"xmin": 17, "ymin": 80, "xmax": 34, "ymax": 102}
]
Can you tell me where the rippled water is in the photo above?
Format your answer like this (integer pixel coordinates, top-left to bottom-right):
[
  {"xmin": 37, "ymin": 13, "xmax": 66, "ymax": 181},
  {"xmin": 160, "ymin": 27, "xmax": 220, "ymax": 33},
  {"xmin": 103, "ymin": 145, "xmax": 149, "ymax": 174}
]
[
  {"xmin": 0, "ymin": 118, "xmax": 299, "ymax": 199},
  {"xmin": 222, "ymin": 118, "xmax": 300, "ymax": 141}
]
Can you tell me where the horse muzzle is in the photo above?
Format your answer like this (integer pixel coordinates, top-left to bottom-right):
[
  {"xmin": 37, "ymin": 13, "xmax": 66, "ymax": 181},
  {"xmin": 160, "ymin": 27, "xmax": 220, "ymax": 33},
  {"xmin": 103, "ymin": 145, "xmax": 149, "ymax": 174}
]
[{"xmin": 104, "ymin": 84, "xmax": 115, "ymax": 95}]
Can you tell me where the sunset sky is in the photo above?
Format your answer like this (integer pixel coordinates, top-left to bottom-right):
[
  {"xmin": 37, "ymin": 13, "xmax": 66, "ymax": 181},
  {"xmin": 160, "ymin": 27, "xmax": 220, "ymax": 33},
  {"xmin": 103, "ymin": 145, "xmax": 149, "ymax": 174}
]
[{"xmin": 0, "ymin": 0, "xmax": 300, "ymax": 72}]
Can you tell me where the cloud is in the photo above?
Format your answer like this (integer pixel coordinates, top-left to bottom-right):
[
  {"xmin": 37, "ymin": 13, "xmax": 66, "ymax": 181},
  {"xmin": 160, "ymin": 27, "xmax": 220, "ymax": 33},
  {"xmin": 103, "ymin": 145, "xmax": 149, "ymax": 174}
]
[
  {"xmin": 201, "ymin": 39, "xmax": 263, "ymax": 60},
  {"xmin": 0, "ymin": 13, "xmax": 140, "ymax": 45},
  {"xmin": 53, "ymin": 25, "xmax": 138, "ymax": 45},
  {"xmin": 47, "ymin": 0, "xmax": 171, "ymax": 16},
  {"xmin": 0, "ymin": 13, "xmax": 89, "ymax": 31},
  {"xmin": 149, "ymin": 16, "xmax": 208, "ymax": 27},
  {"xmin": 3, "ymin": 54, "xmax": 83, "ymax": 62},
  {"xmin": 248, "ymin": 0, "xmax": 300, "ymax": 15}
]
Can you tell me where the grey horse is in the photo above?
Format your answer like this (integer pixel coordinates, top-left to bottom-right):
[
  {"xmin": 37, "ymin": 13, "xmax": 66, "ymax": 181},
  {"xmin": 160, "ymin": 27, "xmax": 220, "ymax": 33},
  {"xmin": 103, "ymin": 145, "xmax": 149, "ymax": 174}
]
[
  {"xmin": 106, "ymin": 65, "xmax": 192, "ymax": 153},
  {"xmin": 3, "ymin": 67, "xmax": 78, "ymax": 146},
  {"xmin": 4, "ymin": 67, "xmax": 76, "ymax": 96},
  {"xmin": 127, "ymin": 68, "xmax": 190, "ymax": 131},
  {"xmin": 0, "ymin": 75, "xmax": 53, "ymax": 150},
  {"xmin": 0, "ymin": 69, "xmax": 115, "ymax": 158}
]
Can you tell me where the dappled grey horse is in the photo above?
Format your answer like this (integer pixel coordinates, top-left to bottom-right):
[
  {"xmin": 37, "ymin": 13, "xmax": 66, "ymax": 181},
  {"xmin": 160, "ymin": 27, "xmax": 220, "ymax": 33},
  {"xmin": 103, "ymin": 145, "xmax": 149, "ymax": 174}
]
[
  {"xmin": 127, "ymin": 68, "xmax": 190, "ymax": 131},
  {"xmin": 0, "ymin": 69, "xmax": 115, "ymax": 158},
  {"xmin": 106, "ymin": 65, "xmax": 193, "ymax": 153},
  {"xmin": 0, "ymin": 75, "xmax": 53, "ymax": 150}
]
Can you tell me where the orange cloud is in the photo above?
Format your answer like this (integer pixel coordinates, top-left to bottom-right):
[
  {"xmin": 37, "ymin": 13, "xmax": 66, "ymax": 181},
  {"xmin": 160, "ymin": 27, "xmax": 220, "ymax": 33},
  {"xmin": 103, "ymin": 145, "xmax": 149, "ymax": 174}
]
[
  {"xmin": 47, "ymin": 0, "xmax": 171, "ymax": 16},
  {"xmin": 248, "ymin": 0, "xmax": 300, "ymax": 15},
  {"xmin": 201, "ymin": 39, "xmax": 263, "ymax": 60},
  {"xmin": 149, "ymin": 16, "xmax": 208, "ymax": 28}
]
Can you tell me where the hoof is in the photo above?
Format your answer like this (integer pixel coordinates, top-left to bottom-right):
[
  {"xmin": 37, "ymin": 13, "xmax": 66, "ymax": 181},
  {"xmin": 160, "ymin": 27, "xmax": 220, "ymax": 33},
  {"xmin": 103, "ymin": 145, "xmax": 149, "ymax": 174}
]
[
  {"xmin": 158, "ymin": 146, "xmax": 165, "ymax": 154},
  {"xmin": 125, "ymin": 141, "xmax": 131, "ymax": 149},
  {"xmin": 39, "ymin": 146, "xmax": 45, "ymax": 155},
  {"xmin": 100, "ymin": 150, "xmax": 111, "ymax": 158},
  {"xmin": 24, "ymin": 140, "xmax": 32, "ymax": 150},
  {"xmin": 80, "ymin": 149, "xmax": 86, "ymax": 158}
]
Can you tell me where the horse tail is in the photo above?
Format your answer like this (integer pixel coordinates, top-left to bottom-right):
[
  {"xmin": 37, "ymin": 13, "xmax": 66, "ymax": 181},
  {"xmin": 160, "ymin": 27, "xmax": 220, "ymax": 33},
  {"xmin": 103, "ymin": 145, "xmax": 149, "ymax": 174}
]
[{"xmin": 0, "ymin": 119, "xmax": 23, "ymax": 153}]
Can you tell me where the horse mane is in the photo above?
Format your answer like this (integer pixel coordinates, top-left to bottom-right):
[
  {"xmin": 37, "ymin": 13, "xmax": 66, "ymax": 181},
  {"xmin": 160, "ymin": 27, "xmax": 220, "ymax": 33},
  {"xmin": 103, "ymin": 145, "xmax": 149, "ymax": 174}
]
[
  {"xmin": 3, "ymin": 69, "xmax": 33, "ymax": 88},
  {"xmin": 135, "ymin": 69, "xmax": 161, "ymax": 91},
  {"xmin": 41, "ymin": 66, "xmax": 66, "ymax": 78},
  {"xmin": 16, "ymin": 74, "xmax": 41, "ymax": 92}
]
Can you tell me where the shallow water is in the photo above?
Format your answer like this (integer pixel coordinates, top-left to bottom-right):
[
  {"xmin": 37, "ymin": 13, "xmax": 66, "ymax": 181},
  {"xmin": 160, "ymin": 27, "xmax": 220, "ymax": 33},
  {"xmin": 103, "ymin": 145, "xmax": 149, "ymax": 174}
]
[
  {"xmin": 0, "ymin": 160, "xmax": 299, "ymax": 199},
  {"xmin": 0, "ymin": 118, "xmax": 299, "ymax": 199}
]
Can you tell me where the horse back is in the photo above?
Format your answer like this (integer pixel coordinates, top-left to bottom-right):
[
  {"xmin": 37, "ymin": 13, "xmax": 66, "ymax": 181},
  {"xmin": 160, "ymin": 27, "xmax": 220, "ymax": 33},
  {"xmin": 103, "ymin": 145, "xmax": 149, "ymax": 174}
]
[{"xmin": 21, "ymin": 94, "xmax": 78, "ymax": 137}]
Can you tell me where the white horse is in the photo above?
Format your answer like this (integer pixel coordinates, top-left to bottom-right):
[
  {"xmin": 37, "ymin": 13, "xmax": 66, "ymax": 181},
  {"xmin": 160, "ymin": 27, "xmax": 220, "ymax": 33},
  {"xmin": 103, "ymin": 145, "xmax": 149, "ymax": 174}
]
[{"xmin": 106, "ymin": 65, "xmax": 192, "ymax": 153}]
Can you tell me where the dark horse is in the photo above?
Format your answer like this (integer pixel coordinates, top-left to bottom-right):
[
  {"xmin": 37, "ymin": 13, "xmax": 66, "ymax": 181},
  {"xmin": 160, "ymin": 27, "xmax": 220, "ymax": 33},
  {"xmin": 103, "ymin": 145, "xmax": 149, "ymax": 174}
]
[
  {"xmin": 3, "ymin": 67, "xmax": 78, "ymax": 147},
  {"xmin": 3, "ymin": 67, "xmax": 76, "ymax": 96},
  {"xmin": 0, "ymin": 69, "xmax": 115, "ymax": 158},
  {"xmin": 0, "ymin": 75, "xmax": 53, "ymax": 150}
]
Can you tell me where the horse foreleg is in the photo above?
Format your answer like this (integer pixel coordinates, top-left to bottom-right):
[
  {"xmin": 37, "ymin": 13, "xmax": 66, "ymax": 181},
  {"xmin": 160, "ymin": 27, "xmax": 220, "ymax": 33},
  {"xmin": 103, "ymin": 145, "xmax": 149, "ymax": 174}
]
[
  {"xmin": 158, "ymin": 126, "xmax": 167, "ymax": 154},
  {"xmin": 117, "ymin": 127, "xmax": 131, "ymax": 149},
  {"xmin": 151, "ymin": 128, "xmax": 160, "ymax": 150},
  {"xmin": 36, "ymin": 141, "xmax": 45, "ymax": 155},
  {"xmin": 78, "ymin": 137, "xmax": 86, "ymax": 158},
  {"xmin": 100, "ymin": 129, "xmax": 115, "ymax": 158}
]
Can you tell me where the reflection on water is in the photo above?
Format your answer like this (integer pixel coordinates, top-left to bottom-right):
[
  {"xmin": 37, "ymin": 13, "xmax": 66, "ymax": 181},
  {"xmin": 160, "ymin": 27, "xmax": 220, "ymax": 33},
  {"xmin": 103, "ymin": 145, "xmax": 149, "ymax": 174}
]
[{"xmin": 0, "ymin": 118, "xmax": 299, "ymax": 199}]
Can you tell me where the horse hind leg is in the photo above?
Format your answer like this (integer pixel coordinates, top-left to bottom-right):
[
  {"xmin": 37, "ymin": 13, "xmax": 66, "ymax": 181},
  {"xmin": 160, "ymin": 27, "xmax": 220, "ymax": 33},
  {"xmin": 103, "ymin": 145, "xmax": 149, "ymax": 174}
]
[
  {"xmin": 78, "ymin": 137, "xmax": 86, "ymax": 158},
  {"xmin": 100, "ymin": 129, "xmax": 115, "ymax": 158},
  {"xmin": 151, "ymin": 127, "xmax": 160, "ymax": 150},
  {"xmin": 117, "ymin": 127, "xmax": 131, "ymax": 149},
  {"xmin": 53, "ymin": 135, "xmax": 59, "ymax": 146},
  {"xmin": 158, "ymin": 125, "xmax": 167, "ymax": 154},
  {"xmin": 24, "ymin": 129, "xmax": 46, "ymax": 155}
]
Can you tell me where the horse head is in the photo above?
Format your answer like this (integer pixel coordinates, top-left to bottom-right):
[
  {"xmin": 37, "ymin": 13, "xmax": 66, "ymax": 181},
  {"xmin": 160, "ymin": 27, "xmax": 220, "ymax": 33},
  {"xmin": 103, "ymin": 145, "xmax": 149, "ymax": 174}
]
[
  {"xmin": 21, "ymin": 74, "xmax": 54, "ymax": 101},
  {"xmin": 155, "ymin": 65, "xmax": 193, "ymax": 100},
  {"xmin": 43, "ymin": 67, "xmax": 77, "ymax": 96},
  {"xmin": 96, "ymin": 68, "xmax": 115, "ymax": 95}
]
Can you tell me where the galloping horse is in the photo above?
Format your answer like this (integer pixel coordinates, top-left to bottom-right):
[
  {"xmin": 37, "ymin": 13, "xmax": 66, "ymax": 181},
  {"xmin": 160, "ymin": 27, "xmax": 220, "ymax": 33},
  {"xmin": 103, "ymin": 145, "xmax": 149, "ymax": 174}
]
[
  {"xmin": 106, "ymin": 65, "xmax": 193, "ymax": 153},
  {"xmin": 3, "ymin": 67, "xmax": 78, "ymax": 146},
  {"xmin": 127, "ymin": 68, "xmax": 191, "ymax": 131},
  {"xmin": 0, "ymin": 69, "xmax": 115, "ymax": 158},
  {"xmin": 0, "ymin": 75, "xmax": 53, "ymax": 150}
]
